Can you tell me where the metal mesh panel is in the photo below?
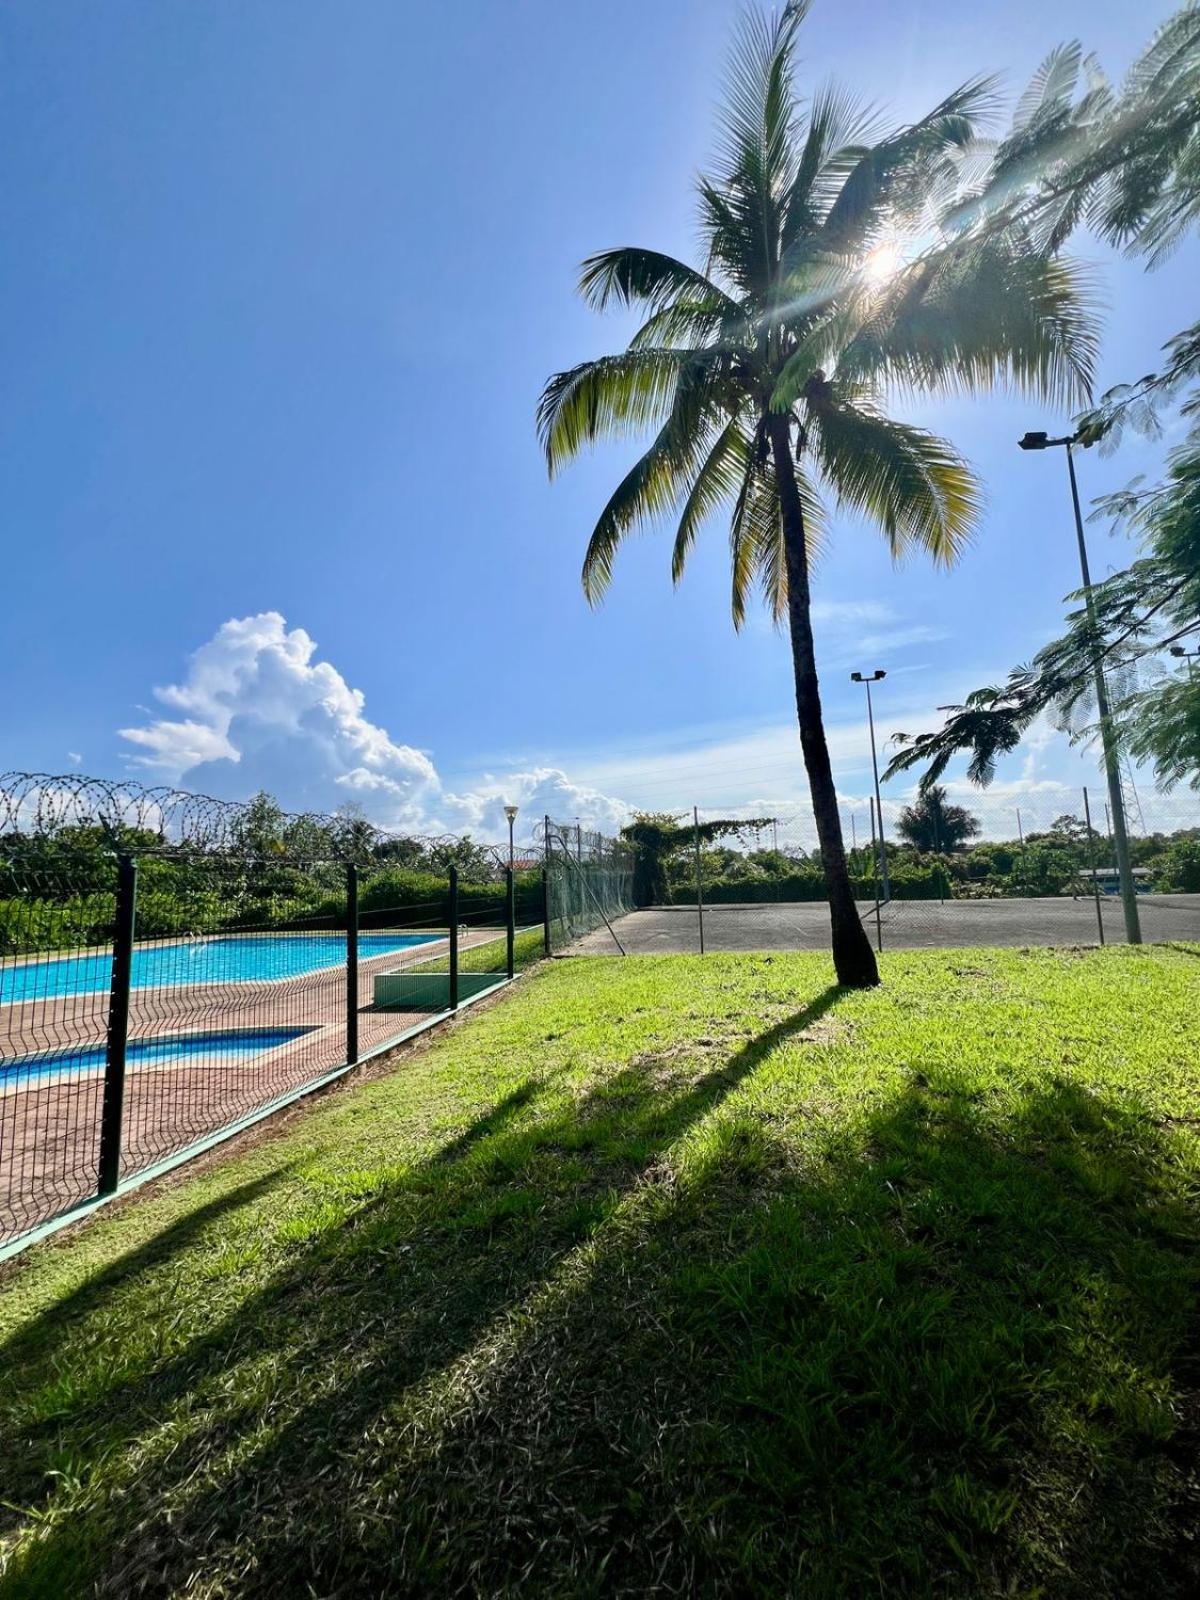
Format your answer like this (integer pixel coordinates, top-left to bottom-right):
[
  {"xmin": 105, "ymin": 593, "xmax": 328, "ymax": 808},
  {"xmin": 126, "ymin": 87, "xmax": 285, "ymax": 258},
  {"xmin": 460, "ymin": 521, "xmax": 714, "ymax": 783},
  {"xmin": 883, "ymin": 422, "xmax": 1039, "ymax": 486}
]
[
  {"xmin": 0, "ymin": 852, "xmax": 531, "ymax": 1250},
  {"xmin": 1, "ymin": 854, "xmax": 117, "ymax": 1240},
  {"xmin": 542, "ymin": 819, "xmax": 635, "ymax": 950},
  {"xmin": 0, "ymin": 772, "xmax": 545, "ymax": 1252},
  {"xmin": 117, "ymin": 861, "xmax": 352, "ymax": 1182}
]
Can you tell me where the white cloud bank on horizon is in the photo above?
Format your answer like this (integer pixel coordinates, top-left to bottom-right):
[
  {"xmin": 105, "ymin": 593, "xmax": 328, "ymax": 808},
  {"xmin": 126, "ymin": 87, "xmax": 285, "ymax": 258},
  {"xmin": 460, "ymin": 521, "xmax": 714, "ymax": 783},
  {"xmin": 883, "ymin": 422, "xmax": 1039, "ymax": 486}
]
[
  {"xmin": 117, "ymin": 609, "xmax": 1157, "ymax": 847},
  {"xmin": 119, "ymin": 613, "xmax": 632, "ymax": 840}
]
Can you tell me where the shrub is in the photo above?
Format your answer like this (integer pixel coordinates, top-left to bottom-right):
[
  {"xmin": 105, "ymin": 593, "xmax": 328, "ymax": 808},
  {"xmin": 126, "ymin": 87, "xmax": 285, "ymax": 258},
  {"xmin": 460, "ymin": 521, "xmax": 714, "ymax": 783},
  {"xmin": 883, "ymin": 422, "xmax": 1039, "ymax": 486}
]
[{"xmin": 1156, "ymin": 838, "xmax": 1200, "ymax": 893}]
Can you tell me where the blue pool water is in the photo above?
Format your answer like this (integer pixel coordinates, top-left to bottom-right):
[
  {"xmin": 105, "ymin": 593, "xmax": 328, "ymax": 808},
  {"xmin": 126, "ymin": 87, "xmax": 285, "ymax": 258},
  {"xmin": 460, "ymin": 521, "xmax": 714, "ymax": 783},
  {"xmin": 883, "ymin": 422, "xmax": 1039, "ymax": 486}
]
[
  {"xmin": 0, "ymin": 932, "xmax": 437, "ymax": 1007},
  {"xmin": 2, "ymin": 1027, "xmax": 311, "ymax": 1087}
]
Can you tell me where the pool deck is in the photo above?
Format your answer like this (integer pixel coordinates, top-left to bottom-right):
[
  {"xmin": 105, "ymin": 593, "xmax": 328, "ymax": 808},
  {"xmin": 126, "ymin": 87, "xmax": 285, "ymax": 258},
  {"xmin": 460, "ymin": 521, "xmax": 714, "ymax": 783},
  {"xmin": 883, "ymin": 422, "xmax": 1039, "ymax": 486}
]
[{"xmin": 1, "ymin": 929, "xmax": 503, "ymax": 1243}]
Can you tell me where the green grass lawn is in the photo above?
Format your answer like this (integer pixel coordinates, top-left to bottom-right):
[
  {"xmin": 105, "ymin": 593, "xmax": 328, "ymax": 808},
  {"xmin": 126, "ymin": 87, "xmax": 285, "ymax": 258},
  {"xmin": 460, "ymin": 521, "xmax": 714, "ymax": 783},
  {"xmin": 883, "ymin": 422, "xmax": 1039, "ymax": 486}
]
[
  {"xmin": 415, "ymin": 923, "xmax": 544, "ymax": 974},
  {"xmin": 2, "ymin": 946, "xmax": 1199, "ymax": 1596}
]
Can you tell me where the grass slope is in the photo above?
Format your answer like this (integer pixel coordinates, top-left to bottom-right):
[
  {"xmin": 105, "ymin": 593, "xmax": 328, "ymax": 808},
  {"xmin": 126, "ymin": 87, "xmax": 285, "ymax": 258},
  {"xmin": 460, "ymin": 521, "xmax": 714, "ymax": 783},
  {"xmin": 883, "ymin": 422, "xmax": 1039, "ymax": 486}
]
[{"xmin": 1, "ymin": 946, "xmax": 1198, "ymax": 1596}]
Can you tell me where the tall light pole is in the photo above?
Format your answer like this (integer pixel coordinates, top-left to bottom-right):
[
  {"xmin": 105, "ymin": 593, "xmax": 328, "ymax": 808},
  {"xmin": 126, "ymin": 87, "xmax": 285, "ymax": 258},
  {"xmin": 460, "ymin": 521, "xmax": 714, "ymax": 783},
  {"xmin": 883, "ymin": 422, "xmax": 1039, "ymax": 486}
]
[
  {"xmin": 1018, "ymin": 429, "xmax": 1141, "ymax": 943},
  {"xmin": 504, "ymin": 804, "xmax": 519, "ymax": 872},
  {"xmin": 851, "ymin": 670, "xmax": 890, "ymax": 903}
]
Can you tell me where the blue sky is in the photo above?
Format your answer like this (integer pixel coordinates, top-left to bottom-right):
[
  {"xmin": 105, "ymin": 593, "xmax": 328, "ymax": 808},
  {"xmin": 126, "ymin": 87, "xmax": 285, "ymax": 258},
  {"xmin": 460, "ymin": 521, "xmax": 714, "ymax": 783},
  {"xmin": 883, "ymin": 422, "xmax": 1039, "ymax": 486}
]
[{"xmin": 2, "ymin": 0, "xmax": 1196, "ymax": 843}]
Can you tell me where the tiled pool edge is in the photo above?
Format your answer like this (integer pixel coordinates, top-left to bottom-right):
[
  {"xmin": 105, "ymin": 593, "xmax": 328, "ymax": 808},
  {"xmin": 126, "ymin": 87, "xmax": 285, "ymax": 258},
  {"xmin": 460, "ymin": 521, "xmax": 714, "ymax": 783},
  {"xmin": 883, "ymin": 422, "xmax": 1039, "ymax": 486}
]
[{"xmin": 0, "ymin": 972, "xmax": 514, "ymax": 1265}]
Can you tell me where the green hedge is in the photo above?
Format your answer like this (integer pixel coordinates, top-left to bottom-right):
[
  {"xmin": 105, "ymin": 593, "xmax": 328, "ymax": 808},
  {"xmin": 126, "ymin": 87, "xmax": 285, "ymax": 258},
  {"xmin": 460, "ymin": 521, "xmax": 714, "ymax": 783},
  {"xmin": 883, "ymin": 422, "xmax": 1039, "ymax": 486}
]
[
  {"xmin": 666, "ymin": 867, "xmax": 951, "ymax": 904},
  {"xmin": 0, "ymin": 870, "xmax": 545, "ymax": 957},
  {"xmin": 358, "ymin": 869, "xmax": 543, "ymax": 929}
]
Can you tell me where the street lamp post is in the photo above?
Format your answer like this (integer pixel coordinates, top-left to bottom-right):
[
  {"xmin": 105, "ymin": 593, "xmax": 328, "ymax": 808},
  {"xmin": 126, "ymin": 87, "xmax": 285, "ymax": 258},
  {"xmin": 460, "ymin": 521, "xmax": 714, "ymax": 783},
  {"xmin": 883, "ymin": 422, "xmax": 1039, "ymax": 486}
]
[
  {"xmin": 851, "ymin": 670, "xmax": 890, "ymax": 903},
  {"xmin": 504, "ymin": 804, "xmax": 519, "ymax": 872},
  {"xmin": 1018, "ymin": 429, "xmax": 1141, "ymax": 943},
  {"xmin": 1169, "ymin": 643, "xmax": 1200, "ymax": 681}
]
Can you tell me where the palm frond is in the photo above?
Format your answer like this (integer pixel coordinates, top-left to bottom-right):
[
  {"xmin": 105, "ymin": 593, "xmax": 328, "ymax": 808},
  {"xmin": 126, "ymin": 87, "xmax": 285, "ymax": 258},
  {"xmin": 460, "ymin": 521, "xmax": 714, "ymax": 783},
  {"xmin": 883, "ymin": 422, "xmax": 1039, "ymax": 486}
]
[
  {"xmin": 579, "ymin": 368, "xmax": 732, "ymax": 602},
  {"xmin": 811, "ymin": 399, "xmax": 981, "ymax": 565},
  {"xmin": 769, "ymin": 296, "xmax": 861, "ymax": 408},
  {"xmin": 580, "ymin": 426, "xmax": 705, "ymax": 605},
  {"xmin": 822, "ymin": 77, "xmax": 1000, "ymax": 249},
  {"xmin": 783, "ymin": 81, "xmax": 883, "ymax": 246},
  {"xmin": 628, "ymin": 297, "xmax": 738, "ymax": 352},
  {"xmin": 715, "ymin": 1, "xmax": 809, "ymax": 189},
  {"xmin": 1010, "ymin": 41, "xmax": 1083, "ymax": 137},
  {"xmin": 729, "ymin": 452, "xmax": 826, "ymax": 627},
  {"xmin": 728, "ymin": 450, "xmax": 769, "ymax": 629},
  {"xmin": 704, "ymin": 3, "xmax": 813, "ymax": 293},
  {"xmin": 697, "ymin": 177, "xmax": 772, "ymax": 294},
  {"xmin": 839, "ymin": 242, "xmax": 1100, "ymax": 407},
  {"xmin": 578, "ymin": 247, "xmax": 736, "ymax": 315},
  {"xmin": 537, "ymin": 348, "xmax": 707, "ymax": 473},
  {"xmin": 671, "ymin": 420, "xmax": 750, "ymax": 582}
]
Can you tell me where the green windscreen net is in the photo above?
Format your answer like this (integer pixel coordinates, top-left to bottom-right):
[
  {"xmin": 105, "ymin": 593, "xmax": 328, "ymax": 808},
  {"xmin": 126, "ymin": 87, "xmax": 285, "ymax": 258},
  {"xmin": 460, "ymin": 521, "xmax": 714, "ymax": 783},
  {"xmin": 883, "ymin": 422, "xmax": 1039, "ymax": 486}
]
[{"xmin": 544, "ymin": 819, "xmax": 635, "ymax": 950}]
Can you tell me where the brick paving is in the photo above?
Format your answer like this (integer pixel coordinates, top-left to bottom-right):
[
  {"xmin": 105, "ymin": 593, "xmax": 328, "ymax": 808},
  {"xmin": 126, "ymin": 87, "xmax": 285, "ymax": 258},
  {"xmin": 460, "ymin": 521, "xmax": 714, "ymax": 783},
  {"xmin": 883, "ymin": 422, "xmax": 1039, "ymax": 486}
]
[{"xmin": 1, "ymin": 930, "xmax": 501, "ymax": 1244}]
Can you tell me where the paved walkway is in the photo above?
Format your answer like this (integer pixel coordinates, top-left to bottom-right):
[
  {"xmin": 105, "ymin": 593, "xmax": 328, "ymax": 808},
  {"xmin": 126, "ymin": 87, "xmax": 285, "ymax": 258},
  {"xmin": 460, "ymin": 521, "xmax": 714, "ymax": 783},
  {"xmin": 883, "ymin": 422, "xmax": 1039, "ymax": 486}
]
[{"xmin": 568, "ymin": 894, "xmax": 1200, "ymax": 955}]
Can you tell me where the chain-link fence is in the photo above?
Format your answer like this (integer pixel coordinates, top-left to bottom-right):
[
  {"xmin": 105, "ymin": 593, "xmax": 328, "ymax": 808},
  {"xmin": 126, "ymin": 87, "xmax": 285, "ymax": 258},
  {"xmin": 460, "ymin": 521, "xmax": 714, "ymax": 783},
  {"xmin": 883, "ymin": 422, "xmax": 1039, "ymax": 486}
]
[
  {"xmin": 540, "ymin": 816, "xmax": 635, "ymax": 951},
  {"xmin": 561, "ymin": 790, "xmax": 1200, "ymax": 955},
  {"xmin": 1, "ymin": 776, "xmax": 551, "ymax": 1254}
]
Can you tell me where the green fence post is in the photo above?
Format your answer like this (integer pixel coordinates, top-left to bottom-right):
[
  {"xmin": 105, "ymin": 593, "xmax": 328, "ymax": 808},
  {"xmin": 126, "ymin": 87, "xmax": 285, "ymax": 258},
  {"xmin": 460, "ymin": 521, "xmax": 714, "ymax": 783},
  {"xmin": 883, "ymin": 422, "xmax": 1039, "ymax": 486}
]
[
  {"xmin": 448, "ymin": 866, "xmax": 459, "ymax": 1009},
  {"xmin": 346, "ymin": 862, "xmax": 359, "ymax": 1063},
  {"xmin": 98, "ymin": 853, "xmax": 137, "ymax": 1197}
]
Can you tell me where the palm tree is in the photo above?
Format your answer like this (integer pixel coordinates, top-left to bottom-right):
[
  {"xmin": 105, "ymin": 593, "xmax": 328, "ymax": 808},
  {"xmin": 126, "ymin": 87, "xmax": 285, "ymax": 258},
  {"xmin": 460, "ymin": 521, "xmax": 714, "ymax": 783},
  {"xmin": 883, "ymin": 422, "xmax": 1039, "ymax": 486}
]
[
  {"xmin": 537, "ymin": 1, "xmax": 1097, "ymax": 987},
  {"xmin": 895, "ymin": 785, "xmax": 981, "ymax": 853}
]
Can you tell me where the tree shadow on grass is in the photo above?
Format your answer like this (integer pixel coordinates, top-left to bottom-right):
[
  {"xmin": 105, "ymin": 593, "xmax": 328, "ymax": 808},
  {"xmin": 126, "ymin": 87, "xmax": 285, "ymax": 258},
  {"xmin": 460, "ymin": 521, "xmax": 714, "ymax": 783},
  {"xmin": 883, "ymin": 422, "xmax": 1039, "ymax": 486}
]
[
  {"xmin": 0, "ymin": 1169, "xmax": 291, "ymax": 1355},
  {"xmin": 2, "ymin": 985, "xmax": 1197, "ymax": 1597},
  {"xmin": 0, "ymin": 987, "xmax": 846, "ymax": 1593}
]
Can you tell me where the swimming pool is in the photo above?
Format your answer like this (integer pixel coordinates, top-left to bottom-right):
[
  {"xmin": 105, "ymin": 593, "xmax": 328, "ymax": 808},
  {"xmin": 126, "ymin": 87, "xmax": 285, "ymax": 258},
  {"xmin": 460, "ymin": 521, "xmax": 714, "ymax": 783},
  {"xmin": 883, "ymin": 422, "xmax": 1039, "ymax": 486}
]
[
  {"xmin": 0, "ymin": 932, "xmax": 439, "ymax": 1007},
  {"xmin": 1, "ymin": 1027, "xmax": 312, "ymax": 1087}
]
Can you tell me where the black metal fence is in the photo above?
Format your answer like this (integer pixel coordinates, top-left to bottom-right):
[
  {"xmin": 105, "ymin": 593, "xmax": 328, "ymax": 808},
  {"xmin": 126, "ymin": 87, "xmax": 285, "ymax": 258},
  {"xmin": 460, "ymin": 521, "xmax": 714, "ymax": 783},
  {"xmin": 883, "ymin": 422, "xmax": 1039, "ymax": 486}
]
[{"xmin": 1, "ymin": 843, "xmax": 541, "ymax": 1254}]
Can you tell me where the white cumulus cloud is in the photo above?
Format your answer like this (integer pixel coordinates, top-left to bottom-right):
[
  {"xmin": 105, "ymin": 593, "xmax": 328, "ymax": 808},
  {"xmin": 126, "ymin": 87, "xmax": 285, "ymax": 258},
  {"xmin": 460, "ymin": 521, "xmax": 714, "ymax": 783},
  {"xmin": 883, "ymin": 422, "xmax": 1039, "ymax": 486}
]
[{"xmin": 119, "ymin": 612, "xmax": 630, "ymax": 839}]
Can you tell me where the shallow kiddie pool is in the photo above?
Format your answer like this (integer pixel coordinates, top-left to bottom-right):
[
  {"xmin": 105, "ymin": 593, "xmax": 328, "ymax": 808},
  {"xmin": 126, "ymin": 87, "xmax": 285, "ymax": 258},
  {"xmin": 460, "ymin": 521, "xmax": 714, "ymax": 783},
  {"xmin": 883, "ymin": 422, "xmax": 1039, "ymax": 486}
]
[{"xmin": 0, "ymin": 1026, "xmax": 314, "ymax": 1088}]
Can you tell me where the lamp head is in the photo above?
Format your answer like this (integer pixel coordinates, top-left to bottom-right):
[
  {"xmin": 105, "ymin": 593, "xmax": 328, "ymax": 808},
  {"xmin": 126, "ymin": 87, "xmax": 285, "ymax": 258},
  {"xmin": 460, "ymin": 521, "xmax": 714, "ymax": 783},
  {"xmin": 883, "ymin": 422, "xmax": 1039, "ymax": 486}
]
[
  {"xmin": 1018, "ymin": 431, "xmax": 1050, "ymax": 451},
  {"xmin": 503, "ymin": 804, "xmax": 519, "ymax": 824}
]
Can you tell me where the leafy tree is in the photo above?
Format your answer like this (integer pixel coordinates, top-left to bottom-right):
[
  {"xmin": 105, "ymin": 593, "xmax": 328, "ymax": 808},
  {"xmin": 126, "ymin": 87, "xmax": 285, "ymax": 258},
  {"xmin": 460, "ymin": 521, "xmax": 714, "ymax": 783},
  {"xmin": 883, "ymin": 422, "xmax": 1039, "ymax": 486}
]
[
  {"xmin": 895, "ymin": 785, "xmax": 981, "ymax": 852},
  {"xmin": 329, "ymin": 802, "xmax": 379, "ymax": 862},
  {"xmin": 538, "ymin": 2, "xmax": 1094, "ymax": 986},
  {"xmin": 1019, "ymin": 841, "xmax": 1083, "ymax": 897},
  {"xmin": 621, "ymin": 813, "xmax": 770, "ymax": 906},
  {"xmin": 1036, "ymin": 813, "xmax": 1098, "ymax": 846},
  {"xmin": 886, "ymin": 447, "xmax": 1200, "ymax": 793},
  {"xmin": 1156, "ymin": 836, "xmax": 1200, "ymax": 892},
  {"xmin": 424, "ymin": 835, "xmax": 496, "ymax": 882},
  {"xmin": 229, "ymin": 792, "xmax": 288, "ymax": 858},
  {"xmin": 372, "ymin": 835, "xmax": 430, "ymax": 868}
]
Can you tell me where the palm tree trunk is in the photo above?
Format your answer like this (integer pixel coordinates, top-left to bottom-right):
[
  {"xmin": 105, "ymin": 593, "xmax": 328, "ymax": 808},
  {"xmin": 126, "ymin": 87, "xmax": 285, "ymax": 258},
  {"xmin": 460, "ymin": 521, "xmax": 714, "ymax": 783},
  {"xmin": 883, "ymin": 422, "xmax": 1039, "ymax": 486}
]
[{"xmin": 768, "ymin": 413, "xmax": 880, "ymax": 988}]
